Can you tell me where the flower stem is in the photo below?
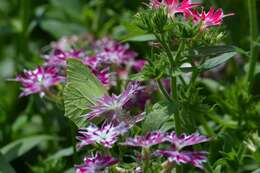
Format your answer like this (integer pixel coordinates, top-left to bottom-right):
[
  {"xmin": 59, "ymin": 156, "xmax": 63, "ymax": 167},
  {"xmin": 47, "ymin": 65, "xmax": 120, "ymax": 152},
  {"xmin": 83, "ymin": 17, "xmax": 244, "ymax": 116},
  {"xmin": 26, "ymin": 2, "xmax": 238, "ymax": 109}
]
[
  {"xmin": 247, "ymin": 0, "xmax": 258, "ymax": 83},
  {"xmin": 161, "ymin": 161, "xmax": 175, "ymax": 173},
  {"xmin": 157, "ymin": 80, "xmax": 173, "ymax": 102},
  {"xmin": 44, "ymin": 88, "xmax": 63, "ymax": 102},
  {"xmin": 199, "ymin": 115, "xmax": 215, "ymax": 136},
  {"xmin": 142, "ymin": 147, "xmax": 152, "ymax": 173}
]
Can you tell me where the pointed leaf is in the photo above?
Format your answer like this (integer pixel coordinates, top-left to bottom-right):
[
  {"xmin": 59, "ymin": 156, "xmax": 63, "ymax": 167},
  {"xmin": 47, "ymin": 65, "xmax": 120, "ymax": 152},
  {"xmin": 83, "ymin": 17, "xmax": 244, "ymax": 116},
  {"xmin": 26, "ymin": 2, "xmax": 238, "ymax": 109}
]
[
  {"xmin": 64, "ymin": 59, "xmax": 107, "ymax": 127},
  {"xmin": 0, "ymin": 135, "xmax": 56, "ymax": 162},
  {"xmin": 189, "ymin": 45, "xmax": 236, "ymax": 58},
  {"xmin": 123, "ymin": 34, "xmax": 156, "ymax": 42},
  {"xmin": 0, "ymin": 153, "xmax": 16, "ymax": 173},
  {"xmin": 46, "ymin": 147, "xmax": 73, "ymax": 161},
  {"xmin": 199, "ymin": 52, "xmax": 237, "ymax": 71}
]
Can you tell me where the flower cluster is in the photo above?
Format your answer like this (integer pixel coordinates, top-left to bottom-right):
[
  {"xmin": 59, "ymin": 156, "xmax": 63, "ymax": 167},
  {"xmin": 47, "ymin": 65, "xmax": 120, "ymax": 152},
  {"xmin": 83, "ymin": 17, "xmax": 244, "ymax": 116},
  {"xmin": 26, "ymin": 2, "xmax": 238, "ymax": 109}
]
[
  {"xmin": 150, "ymin": 0, "xmax": 200, "ymax": 15},
  {"xmin": 150, "ymin": 0, "xmax": 233, "ymax": 30},
  {"xmin": 43, "ymin": 36, "xmax": 139, "ymax": 87},
  {"xmin": 75, "ymin": 82, "xmax": 145, "ymax": 172},
  {"xmin": 15, "ymin": 35, "xmax": 143, "ymax": 97},
  {"xmin": 122, "ymin": 131, "xmax": 210, "ymax": 169}
]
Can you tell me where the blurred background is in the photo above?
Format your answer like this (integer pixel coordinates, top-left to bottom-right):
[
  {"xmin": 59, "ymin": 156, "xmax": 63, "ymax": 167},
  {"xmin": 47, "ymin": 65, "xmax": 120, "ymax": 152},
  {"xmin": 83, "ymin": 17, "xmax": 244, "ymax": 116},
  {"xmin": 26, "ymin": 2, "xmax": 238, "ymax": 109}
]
[{"xmin": 0, "ymin": 0, "xmax": 259, "ymax": 173}]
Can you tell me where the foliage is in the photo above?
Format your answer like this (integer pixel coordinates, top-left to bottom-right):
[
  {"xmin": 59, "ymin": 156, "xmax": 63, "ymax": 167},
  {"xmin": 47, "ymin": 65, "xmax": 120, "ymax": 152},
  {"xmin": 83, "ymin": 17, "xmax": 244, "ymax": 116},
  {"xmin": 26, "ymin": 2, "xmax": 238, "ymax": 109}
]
[{"xmin": 0, "ymin": 0, "xmax": 259, "ymax": 173}]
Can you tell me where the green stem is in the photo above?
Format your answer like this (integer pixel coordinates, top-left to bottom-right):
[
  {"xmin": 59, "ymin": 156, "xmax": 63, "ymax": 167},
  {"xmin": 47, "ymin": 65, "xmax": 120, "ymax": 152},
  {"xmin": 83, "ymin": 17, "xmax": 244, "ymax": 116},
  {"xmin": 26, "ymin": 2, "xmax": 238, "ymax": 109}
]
[
  {"xmin": 154, "ymin": 34, "xmax": 174, "ymax": 67},
  {"xmin": 93, "ymin": 0, "xmax": 103, "ymax": 35},
  {"xmin": 171, "ymin": 77, "xmax": 177, "ymax": 99},
  {"xmin": 43, "ymin": 89, "xmax": 63, "ymax": 102},
  {"xmin": 247, "ymin": 0, "xmax": 258, "ymax": 83},
  {"xmin": 176, "ymin": 166, "xmax": 183, "ymax": 173},
  {"xmin": 68, "ymin": 120, "xmax": 78, "ymax": 164},
  {"xmin": 174, "ymin": 111, "xmax": 182, "ymax": 136},
  {"xmin": 199, "ymin": 115, "xmax": 215, "ymax": 136},
  {"xmin": 161, "ymin": 161, "xmax": 175, "ymax": 173},
  {"xmin": 157, "ymin": 80, "xmax": 173, "ymax": 102},
  {"xmin": 18, "ymin": 0, "xmax": 30, "ymax": 64},
  {"xmin": 142, "ymin": 147, "xmax": 151, "ymax": 173}
]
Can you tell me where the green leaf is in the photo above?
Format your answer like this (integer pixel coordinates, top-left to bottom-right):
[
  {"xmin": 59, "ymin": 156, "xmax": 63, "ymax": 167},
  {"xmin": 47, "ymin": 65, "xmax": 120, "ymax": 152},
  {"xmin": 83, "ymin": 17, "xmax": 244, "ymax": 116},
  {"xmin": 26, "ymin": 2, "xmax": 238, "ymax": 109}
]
[
  {"xmin": 129, "ymin": 73, "xmax": 148, "ymax": 81},
  {"xmin": 64, "ymin": 59, "xmax": 107, "ymax": 127},
  {"xmin": 199, "ymin": 52, "xmax": 237, "ymax": 71},
  {"xmin": 198, "ymin": 78, "xmax": 224, "ymax": 93},
  {"xmin": 123, "ymin": 34, "xmax": 156, "ymax": 42},
  {"xmin": 189, "ymin": 45, "xmax": 236, "ymax": 58},
  {"xmin": 64, "ymin": 168, "xmax": 74, "ymax": 173},
  {"xmin": 40, "ymin": 19, "xmax": 85, "ymax": 38},
  {"xmin": 0, "ymin": 135, "xmax": 56, "ymax": 162},
  {"xmin": 142, "ymin": 102, "xmax": 176, "ymax": 133},
  {"xmin": 0, "ymin": 152, "xmax": 16, "ymax": 173},
  {"xmin": 213, "ymin": 165, "xmax": 222, "ymax": 173},
  {"xmin": 46, "ymin": 147, "xmax": 73, "ymax": 161},
  {"xmin": 50, "ymin": 0, "xmax": 81, "ymax": 18}
]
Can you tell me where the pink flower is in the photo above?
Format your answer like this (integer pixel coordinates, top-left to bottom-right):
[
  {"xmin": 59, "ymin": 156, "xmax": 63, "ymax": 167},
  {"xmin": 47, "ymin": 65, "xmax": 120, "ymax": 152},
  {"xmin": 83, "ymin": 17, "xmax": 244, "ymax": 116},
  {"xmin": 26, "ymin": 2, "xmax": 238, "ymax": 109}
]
[
  {"xmin": 155, "ymin": 150, "xmax": 190, "ymax": 164},
  {"xmin": 155, "ymin": 150, "xmax": 208, "ymax": 169},
  {"xmin": 83, "ymin": 56, "xmax": 101, "ymax": 71},
  {"xmin": 85, "ymin": 82, "xmax": 142, "ymax": 121},
  {"xmin": 95, "ymin": 38, "xmax": 138, "ymax": 65},
  {"xmin": 166, "ymin": 132, "xmax": 210, "ymax": 150},
  {"xmin": 133, "ymin": 60, "xmax": 147, "ymax": 72},
  {"xmin": 124, "ymin": 89, "xmax": 150, "ymax": 110},
  {"xmin": 120, "ymin": 131, "xmax": 166, "ymax": 148},
  {"xmin": 77, "ymin": 122, "xmax": 129, "ymax": 149},
  {"xmin": 44, "ymin": 49, "xmax": 83, "ymax": 67},
  {"xmin": 185, "ymin": 7, "xmax": 234, "ymax": 30},
  {"xmin": 16, "ymin": 66, "xmax": 64, "ymax": 97},
  {"xmin": 188, "ymin": 151, "xmax": 208, "ymax": 169},
  {"xmin": 75, "ymin": 153, "xmax": 118, "ymax": 173},
  {"xmin": 94, "ymin": 67, "xmax": 111, "ymax": 86},
  {"xmin": 150, "ymin": 0, "xmax": 200, "ymax": 15}
]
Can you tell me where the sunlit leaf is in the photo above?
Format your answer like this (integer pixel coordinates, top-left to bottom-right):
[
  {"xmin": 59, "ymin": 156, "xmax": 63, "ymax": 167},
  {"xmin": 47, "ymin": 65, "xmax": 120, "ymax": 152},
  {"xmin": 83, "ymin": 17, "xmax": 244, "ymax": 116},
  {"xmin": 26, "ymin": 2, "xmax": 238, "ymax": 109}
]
[{"xmin": 63, "ymin": 59, "xmax": 107, "ymax": 127}]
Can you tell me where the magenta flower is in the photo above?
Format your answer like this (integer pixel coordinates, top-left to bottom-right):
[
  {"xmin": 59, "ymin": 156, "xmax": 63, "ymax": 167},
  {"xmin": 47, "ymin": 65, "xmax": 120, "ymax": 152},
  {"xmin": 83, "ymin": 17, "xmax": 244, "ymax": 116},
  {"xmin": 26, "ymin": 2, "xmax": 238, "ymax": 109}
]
[
  {"xmin": 75, "ymin": 153, "xmax": 118, "ymax": 173},
  {"xmin": 155, "ymin": 150, "xmax": 208, "ymax": 169},
  {"xmin": 166, "ymin": 132, "xmax": 210, "ymax": 150},
  {"xmin": 185, "ymin": 7, "xmax": 234, "ymax": 30},
  {"xmin": 133, "ymin": 60, "xmax": 147, "ymax": 72},
  {"xmin": 44, "ymin": 49, "xmax": 83, "ymax": 67},
  {"xmin": 77, "ymin": 122, "xmax": 128, "ymax": 149},
  {"xmin": 83, "ymin": 56, "xmax": 101, "ymax": 71},
  {"xmin": 85, "ymin": 82, "xmax": 142, "ymax": 121},
  {"xmin": 188, "ymin": 151, "xmax": 208, "ymax": 169},
  {"xmin": 120, "ymin": 131, "xmax": 166, "ymax": 148},
  {"xmin": 16, "ymin": 66, "xmax": 64, "ymax": 97},
  {"xmin": 150, "ymin": 0, "xmax": 200, "ymax": 15},
  {"xmin": 94, "ymin": 67, "xmax": 111, "ymax": 86},
  {"xmin": 155, "ymin": 150, "xmax": 190, "ymax": 164},
  {"xmin": 124, "ymin": 89, "xmax": 150, "ymax": 110},
  {"xmin": 95, "ymin": 38, "xmax": 137, "ymax": 65}
]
